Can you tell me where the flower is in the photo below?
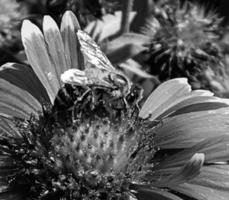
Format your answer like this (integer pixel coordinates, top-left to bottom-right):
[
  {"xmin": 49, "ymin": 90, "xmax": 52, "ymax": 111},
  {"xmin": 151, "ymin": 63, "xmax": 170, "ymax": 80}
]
[
  {"xmin": 0, "ymin": 0, "xmax": 26, "ymax": 46},
  {"xmin": 46, "ymin": 0, "xmax": 120, "ymax": 28},
  {"xmin": 0, "ymin": 0, "xmax": 27, "ymax": 65},
  {"xmin": 1, "ymin": 10, "xmax": 229, "ymax": 200},
  {"xmin": 141, "ymin": 1, "xmax": 224, "ymax": 84}
]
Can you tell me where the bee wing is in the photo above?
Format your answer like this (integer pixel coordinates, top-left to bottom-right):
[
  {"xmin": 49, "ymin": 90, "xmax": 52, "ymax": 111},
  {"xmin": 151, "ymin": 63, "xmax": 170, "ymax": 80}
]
[
  {"xmin": 77, "ymin": 30, "xmax": 115, "ymax": 71},
  {"xmin": 61, "ymin": 68, "xmax": 89, "ymax": 85}
]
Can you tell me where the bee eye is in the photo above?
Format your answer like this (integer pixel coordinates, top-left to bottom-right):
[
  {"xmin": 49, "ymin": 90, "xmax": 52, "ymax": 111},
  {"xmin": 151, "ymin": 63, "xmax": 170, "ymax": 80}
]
[{"xmin": 109, "ymin": 73, "xmax": 127, "ymax": 87}]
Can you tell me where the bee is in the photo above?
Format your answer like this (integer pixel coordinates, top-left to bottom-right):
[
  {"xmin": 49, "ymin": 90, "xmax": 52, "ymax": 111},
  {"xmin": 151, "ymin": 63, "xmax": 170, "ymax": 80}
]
[
  {"xmin": 53, "ymin": 30, "xmax": 133, "ymax": 119},
  {"xmin": 65, "ymin": 30, "xmax": 132, "ymax": 96}
]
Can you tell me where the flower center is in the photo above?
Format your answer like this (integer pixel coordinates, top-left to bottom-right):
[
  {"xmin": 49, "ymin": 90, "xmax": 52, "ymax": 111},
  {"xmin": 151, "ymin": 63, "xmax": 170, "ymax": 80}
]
[
  {"xmin": 6, "ymin": 84, "xmax": 152, "ymax": 199},
  {"xmin": 53, "ymin": 118, "xmax": 136, "ymax": 173},
  {"xmin": 7, "ymin": 112, "xmax": 147, "ymax": 199}
]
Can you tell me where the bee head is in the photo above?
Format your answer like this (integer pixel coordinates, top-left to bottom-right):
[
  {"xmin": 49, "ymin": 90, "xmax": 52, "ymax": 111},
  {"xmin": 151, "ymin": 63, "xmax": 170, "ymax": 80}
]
[{"xmin": 108, "ymin": 72, "xmax": 131, "ymax": 94}]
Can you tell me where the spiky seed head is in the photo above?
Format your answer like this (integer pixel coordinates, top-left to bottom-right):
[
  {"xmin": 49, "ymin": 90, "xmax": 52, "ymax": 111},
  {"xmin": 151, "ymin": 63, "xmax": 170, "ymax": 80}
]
[{"xmin": 142, "ymin": 1, "xmax": 224, "ymax": 83}]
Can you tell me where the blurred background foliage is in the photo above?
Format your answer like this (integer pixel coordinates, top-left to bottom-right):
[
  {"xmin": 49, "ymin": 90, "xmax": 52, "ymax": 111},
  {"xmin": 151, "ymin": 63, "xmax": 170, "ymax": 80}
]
[{"xmin": 2, "ymin": 0, "xmax": 229, "ymax": 98}]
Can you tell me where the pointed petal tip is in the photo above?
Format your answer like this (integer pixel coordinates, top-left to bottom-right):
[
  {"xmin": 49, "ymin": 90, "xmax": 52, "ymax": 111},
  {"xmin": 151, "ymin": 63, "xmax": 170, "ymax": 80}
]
[
  {"xmin": 173, "ymin": 153, "xmax": 205, "ymax": 184},
  {"xmin": 21, "ymin": 17, "xmax": 60, "ymax": 103},
  {"xmin": 217, "ymin": 98, "xmax": 229, "ymax": 106},
  {"xmin": 43, "ymin": 15, "xmax": 58, "ymax": 31},
  {"xmin": 63, "ymin": 10, "xmax": 75, "ymax": 17},
  {"xmin": 22, "ymin": 19, "xmax": 32, "ymax": 27},
  {"xmin": 191, "ymin": 153, "xmax": 205, "ymax": 168},
  {"xmin": 139, "ymin": 77, "xmax": 191, "ymax": 120},
  {"xmin": 61, "ymin": 10, "xmax": 81, "ymax": 30},
  {"xmin": 153, "ymin": 153, "xmax": 205, "ymax": 188},
  {"xmin": 21, "ymin": 19, "xmax": 41, "ymax": 42},
  {"xmin": 21, "ymin": 19, "xmax": 33, "ymax": 35},
  {"xmin": 63, "ymin": 10, "xmax": 78, "ymax": 23},
  {"xmin": 171, "ymin": 78, "xmax": 188, "ymax": 84},
  {"xmin": 193, "ymin": 89, "xmax": 214, "ymax": 96}
]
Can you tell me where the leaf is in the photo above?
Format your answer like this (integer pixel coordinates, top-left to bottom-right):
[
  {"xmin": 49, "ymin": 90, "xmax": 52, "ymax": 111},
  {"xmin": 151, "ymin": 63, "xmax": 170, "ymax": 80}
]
[
  {"xmin": 85, "ymin": 11, "xmax": 137, "ymax": 41},
  {"xmin": 104, "ymin": 33, "xmax": 150, "ymax": 64},
  {"xmin": 120, "ymin": 59, "xmax": 159, "ymax": 79},
  {"xmin": 106, "ymin": 33, "xmax": 150, "ymax": 51}
]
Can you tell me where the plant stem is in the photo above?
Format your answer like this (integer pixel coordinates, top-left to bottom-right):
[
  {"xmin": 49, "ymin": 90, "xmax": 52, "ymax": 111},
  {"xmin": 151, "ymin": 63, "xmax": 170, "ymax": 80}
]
[{"xmin": 120, "ymin": 0, "xmax": 134, "ymax": 34}]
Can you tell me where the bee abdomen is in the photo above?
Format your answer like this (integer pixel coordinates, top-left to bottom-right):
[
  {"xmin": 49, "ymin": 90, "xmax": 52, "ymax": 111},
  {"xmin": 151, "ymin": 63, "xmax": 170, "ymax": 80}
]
[{"xmin": 53, "ymin": 84, "xmax": 85, "ymax": 111}]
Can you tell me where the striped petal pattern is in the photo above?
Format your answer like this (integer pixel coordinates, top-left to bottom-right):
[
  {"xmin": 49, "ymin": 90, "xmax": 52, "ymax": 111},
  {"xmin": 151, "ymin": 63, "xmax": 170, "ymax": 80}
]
[
  {"xmin": 21, "ymin": 20, "xmax": 60, "ymax": 103},
  {"xmin": 0, "ymin": 79, "xmax": 42, "ymax": 119},
  {"xmin": 43, "ymin": 15, "xmax": 68, "ymax": 81},
  {"xmin": 21, "ymin": 11, "xmax": 83, "ymax": 103},
  {"xmin": 0, "ymin": 63, "xmax": 50, "ymax": 104},
  {"xmin": 60, "ymin": 10, "xmax": 84, "ymax": 70}
]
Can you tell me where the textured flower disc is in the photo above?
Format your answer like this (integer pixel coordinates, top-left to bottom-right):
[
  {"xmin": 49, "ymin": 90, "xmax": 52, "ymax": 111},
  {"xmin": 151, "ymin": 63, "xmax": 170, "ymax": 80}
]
[
  {"xmin": 142, "ymin": 1, "xmax": 224, "ymax": 82},
  {"xmin": 5, "ymin": 114, "xmax": 145, "ymax": 199}
]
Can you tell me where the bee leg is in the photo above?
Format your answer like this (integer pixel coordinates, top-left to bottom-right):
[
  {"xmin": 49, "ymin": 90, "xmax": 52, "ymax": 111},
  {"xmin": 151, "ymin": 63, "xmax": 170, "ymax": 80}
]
[
  {"xmin": 123, "ymin": 98, "xmax": 129, "ymax": 110},
  {"xmin": 90, "ymin": 89, "xmax": 99, "ymax": 110},
  {"xmin": 77, "ymin": 88, "xmax": 91, "ymax": 102},
  {"xmin": 112, "ymin": 97, "xmax": 129, "ymax": 111},
  {"xmin": 72, "ymin": 88, "xmax": 92, "ymax": 119}
]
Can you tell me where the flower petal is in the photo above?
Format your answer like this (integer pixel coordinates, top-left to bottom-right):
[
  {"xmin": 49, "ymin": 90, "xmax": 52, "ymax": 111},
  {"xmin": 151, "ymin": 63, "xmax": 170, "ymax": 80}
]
[
  {"xmin": 21, "ymin": 20, "xmax": 60, "ymax": 103},
  {"xmin": 0, "ymin": 155, "xmax": 19, "ymax": 178},
  {"xmin": 0, "ymin": 115, "xmax": 20, "ymax": 137},
  {"xmin": 139, "ymin": 78, "xmax": 191, "ymax": 120},
  {"xmin": 0, "ymin": 79, "xmax": 42, "ymax": 119},
  {"xmin": 60, "ymin": 10, "xmax": 84, "ymax": 69},
  {"xmin": 169, "ymin": 96, "xmax": 229, "ymax": 117},
  {"xmin": 0, "ymin": 63, "xmax": 50, "ymax": 104},
  {"xmin": 0, "ymin": 117, "xmax": 24, "ymax": 199},
  {"xmin": 152, "ymin": 153, "xmax": 204, "ymax": 187},
  {"xmin": 153, "ymin": 90, "xmax": 228, "ymax": 119},
  {"xmin": 154, "ymin": 108, "xmax": 229, "ymax": 149},
  {"xmin": 43, "ymin": 15, "xmax": 68, "ymax": 80},
  {"xmin": 172, "ymin": 183, "xmax": 229, "ymax": 200},
  {"xmin": 133, "ymin": 187, "xmax": 183, "ymax": 200},
  {"xmin": 190, "ymin": 165, "xmax": 229, "ymax": 192},
  {"xmin": 154, "ymin": 135, "xmax": 229, "ymax": 170}
]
